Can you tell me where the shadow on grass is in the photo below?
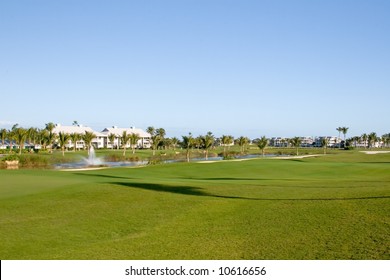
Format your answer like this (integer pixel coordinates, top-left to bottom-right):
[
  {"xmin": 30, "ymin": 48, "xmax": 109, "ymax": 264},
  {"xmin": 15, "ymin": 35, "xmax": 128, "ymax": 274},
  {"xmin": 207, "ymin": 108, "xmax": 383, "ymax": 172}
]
[
  {"xmin": 74, "ymin": 172, "xmax": 390, "ymax": 201},
  {"xmin": 114, "ymin": 182, "xmax": 390, "ymax": 201},
  {"xmin": 114, "ymin": 182, "xmax": 257, "ymax": 200},
  {"xmin": 74, "ymin": 173, "xmax": 133, "ymax": 180}
]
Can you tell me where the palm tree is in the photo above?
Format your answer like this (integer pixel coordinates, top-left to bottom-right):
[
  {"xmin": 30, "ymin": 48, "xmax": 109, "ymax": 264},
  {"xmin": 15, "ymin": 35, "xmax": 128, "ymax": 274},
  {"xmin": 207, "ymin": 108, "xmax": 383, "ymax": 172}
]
[
  {"xmin": 382, "ymin": 133, "xmax": 390, "ymax": 148},
  {"xmin": 120, "ymin": 131, "xmax": 131, "ymax": 156},
  {"xmin": 155, "ymin": 128, "xmax": 166, "ymax": 150},
  {"xmin": 83, "ymin": 131, "xmax": 96, "ymax": 154},
  {"xmin": 150, "ymin": 134, "xmax": 161, "ymax": 155},
  {"xmin": 256, "ymin": 136, "xmax": 268, "ymax": 157},
  {"xmin": 194, "ymin": 136, "xmax": 203, "ymax": 150},
  {"xmin": 27, "ymin": 127, "xmax": 38, "ymax": 147},
  {"xmin": 321, "ymin": 137, "xmax": 329, "ymax": 154},
  {"xmin": 156, "ymin": 128, "xmax": 166, "ymax": 138},
  {"xmin": 7, "ymin": 124, "xmax": 20, "ymax": 151},
  {"xmin": 108, "ymin": 133, "xmax": 116, "ymax": 149},
  {"xmin": 171, "ymin": 137, "xmax": 179, "ymax": 150},
  {"xmin": 341, "ymin": 127, "xmax": 349, "ymax": 148},
  {"xmin": 146, "ymin": 126, "xmax": 155, "ymax": 137},
  {"xmin": 38, "ymin": 129, "xmax": 49, "ymax": 150},
  {"xmin": 361, "ymin": 133, "xmax": 368, "ymax": 149},
  {"xmin": 336, "ymin": 127, "xmax": 343, "ymax": 148},
  {"xmin": 221, "ymin": 135, "xmax": 233, "ymax": 156},
  {"xmin": 202, "ymin": 132, "xmax": 215, "ymax": 160},
  {"xmin": 182, "ymin": 133, "xmax": 194, "ymax": 162},
  {"xmin": 237, "ymin": 136, "xmax": 249, "ymax": 154},
  {"xmin": 58, "ymin": 132, "xmax": 70, "ymax": 156},
  {"xmin": 368, "ymin": 132, "xmax": 377, "ymax": 149},
  {"xmin": 45, "ymin": 122, "xmax": 56, "ymax": 153},
  {"xmin": 129, "ymin": 133, "xmax": 140, "ymax": 154},
  {"xmin": 352, "ymin": 136, "xmax": 359, "ymax": 148},
  {"xmin": 69, "ymin": 132, "xmax": 81, "ymax": 152},
  {"xmin": 147, "ymin": 126, "xmax": 163, "ymax": 155},
  {"xmin": 290, "ymin": 137, "xmax": 302, "ymax": 156},
  {"xmin": 14, "ymin": 127, "xmax": 27, "ymax": 155}
]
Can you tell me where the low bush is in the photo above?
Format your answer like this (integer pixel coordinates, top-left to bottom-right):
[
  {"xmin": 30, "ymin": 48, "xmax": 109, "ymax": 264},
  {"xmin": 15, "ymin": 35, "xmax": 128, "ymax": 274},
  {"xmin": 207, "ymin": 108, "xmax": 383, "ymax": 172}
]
[{"xmin": 2, "ymin": 154, "xmax": 20, "ymax": 161}]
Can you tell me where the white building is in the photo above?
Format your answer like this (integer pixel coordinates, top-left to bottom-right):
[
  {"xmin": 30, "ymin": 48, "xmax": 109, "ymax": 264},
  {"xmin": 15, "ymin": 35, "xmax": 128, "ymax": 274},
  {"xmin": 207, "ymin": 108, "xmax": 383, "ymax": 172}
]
[
  {"xmin": 52, "ymin": 124, "xmax": 105, "ymax": 149},
  {"xmin": 101, "ymin": 126, "xmax": 151, "ymax": 149},
  {"xmin": 314, "ymin": 136, "xmax": 341, "ymax": 148},
  {"xmin": 53, "ymin": 124, "xmax": 151, "ymax": 150},
  {"xmin": 269, "ymin": 137, "xmax": 289, "ymax": 147}
]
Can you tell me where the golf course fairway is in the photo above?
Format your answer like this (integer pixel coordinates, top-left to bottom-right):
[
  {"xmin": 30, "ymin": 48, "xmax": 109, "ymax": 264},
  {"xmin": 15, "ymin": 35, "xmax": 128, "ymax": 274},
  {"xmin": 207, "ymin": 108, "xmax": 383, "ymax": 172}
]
[{"xmin": 1, "ymin": 152, "xmax": 389, "ymax": 259}]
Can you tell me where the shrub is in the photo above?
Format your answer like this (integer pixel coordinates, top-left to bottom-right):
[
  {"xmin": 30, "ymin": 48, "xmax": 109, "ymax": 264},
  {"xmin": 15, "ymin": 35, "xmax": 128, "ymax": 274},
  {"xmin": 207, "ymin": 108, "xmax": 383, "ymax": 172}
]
[
  {"xmin": 18, "ymin": 155, "xmax": 49, "ymax": 167},
  {"xmin": 2, "ymin": 154, "xmax": 20, "ymax": 161}
]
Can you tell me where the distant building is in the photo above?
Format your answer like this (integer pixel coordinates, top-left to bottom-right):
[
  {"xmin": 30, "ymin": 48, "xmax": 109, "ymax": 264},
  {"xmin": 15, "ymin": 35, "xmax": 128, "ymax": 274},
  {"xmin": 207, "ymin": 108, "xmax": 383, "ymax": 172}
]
[
  {"xmin": 269, "ymin": 137, "xmax": 288, "ymax": 147},
  {"xmin": 101, "ymin": 126, "xmax": 151, "ymax": 149},
  {"xmin": 313, "ymin": 136, "xmax": 341, "ymax": 148},
  {"xmin": 269, "ymin": 136, "xmax": 314, "ymax": 147},
  {"xmin": 52, "ymin": 124, "xmax": 150, "ymax": 149},
  {"xmin": 52, "ymin": 124, "xmax": 106, "ymax": 149}
]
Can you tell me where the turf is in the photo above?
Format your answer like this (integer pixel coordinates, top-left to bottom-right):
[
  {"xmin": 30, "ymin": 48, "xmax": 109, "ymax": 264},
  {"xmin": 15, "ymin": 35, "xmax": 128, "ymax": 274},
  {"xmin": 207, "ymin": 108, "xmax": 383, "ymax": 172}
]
[{"xmin": 0, "ymin": 152, "xmax": 389, "ymax": 259}]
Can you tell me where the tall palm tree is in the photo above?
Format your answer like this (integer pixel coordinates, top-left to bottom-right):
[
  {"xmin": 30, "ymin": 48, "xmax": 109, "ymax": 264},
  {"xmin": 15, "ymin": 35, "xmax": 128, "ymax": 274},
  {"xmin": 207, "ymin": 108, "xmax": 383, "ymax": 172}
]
[
  {"xmin": 69, "ymin": 132, "xmax": 81, "ymax": 152},
  {"xmin": 27, "ymin": 127, "xmax": 38, "ymax": 147},
  {"xmin": 8, "ymin": 124, "xmax": 19, "ymax": 151},
  {"xmin": 14, "ymin": 127, "xmax": 28, "ymax": 155},
  {"xmin": 256, "ymin": 136, "xmax": 268, "ymax": 157},
  {"xmin": 129, "ymin": 133, "xmax": 140, "ymax": 154},
  {"xmin": 108, "ymin": 133, "xmax": 116, "ymax": 149},
  {"xmin": 290, "ymin": 137, "xmax": 302, "ymax": 156},
  {"xmin": 341, "ymin": 127, "xmax": 349, "ymax": 148},
  {"xmin": 171, "ymin": 137, "xmax": 179, "ymax": 150},
  {"xmin": 155, "ymin": 128, "xmax": 166, "ymax": 150},
  {"xmin": 120, "ymin": 131, "xmax": 131, "ymax": 156},
  {"xmin": 58, "ymin": 132, "xmax": 70, "ymax": 156},
  {"xmin": 150, "ymin": 134, "xmax": 161, "ymax": 155},
  {"xmin": 202, "ymin": 132, "xmax": 215, "ymax": 160},
  {"xmin": 321, "ymin": 137, "xmax": 329, "ymax": 154},
  {"xmin": 336, "ymin": 127, "xmax": 343, "ymax": 148},
  {"xmin": 221, "ymin": 135, "xmax": 233, "ymax": 156},
  {"xmin": 45, "ymin": 122, "xmax": 56, "ymax": 153},
  {"xmin": 38, "ymin": 129, "xmax": 49, "ymax": 150},
  {"xmin": 83, "ymin": 131, "xmax": 96, "ymax": 154},
  {"xmin": 361, "ymin": 133, "xmax": 368, "ymax": 149},
  {"xmin": 237, "ymin": 136, "xmax": 249, "ymax": 154},
  {"xmin": 368, "ymin": 132, "xmax": 377, "ymax": 149},
  {"xmin": 182, "ymin": 133, "xmax": 194, "ymax": 162},
  {"xmin": 147, "ymin": 126, "xmax": 163, "ymax": 155},
  {"xmin": 47, "ymin": 131, "xmax": 57, "ymax": 153}
]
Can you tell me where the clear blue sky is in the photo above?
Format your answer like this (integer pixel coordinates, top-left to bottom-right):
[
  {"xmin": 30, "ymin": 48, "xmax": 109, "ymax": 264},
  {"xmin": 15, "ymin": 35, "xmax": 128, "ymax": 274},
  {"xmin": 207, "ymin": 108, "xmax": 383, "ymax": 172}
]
[{"xmin": 1, "ymin": 0, "xmax": 389, "ymax": 138}]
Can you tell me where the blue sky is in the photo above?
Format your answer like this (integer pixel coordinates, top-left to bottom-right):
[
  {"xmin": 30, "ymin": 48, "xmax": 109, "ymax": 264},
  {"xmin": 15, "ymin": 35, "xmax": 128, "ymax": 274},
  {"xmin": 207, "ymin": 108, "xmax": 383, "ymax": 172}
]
[{"xmin": 1, "ymin": 0, "xmax": 389, "ymax": 138}]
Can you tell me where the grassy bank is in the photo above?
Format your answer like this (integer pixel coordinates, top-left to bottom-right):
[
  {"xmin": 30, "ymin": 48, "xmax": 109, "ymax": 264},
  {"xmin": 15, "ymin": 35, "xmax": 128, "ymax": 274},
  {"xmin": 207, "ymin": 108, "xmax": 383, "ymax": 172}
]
[{"xmin": 0, "ymin": 151, "xmax": 389, "ymax": 259}]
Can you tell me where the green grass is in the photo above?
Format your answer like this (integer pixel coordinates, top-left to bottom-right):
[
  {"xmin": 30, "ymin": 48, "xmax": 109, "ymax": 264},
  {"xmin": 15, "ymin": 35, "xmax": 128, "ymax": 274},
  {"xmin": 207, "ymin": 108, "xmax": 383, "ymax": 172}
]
[{"xmin": 0, "ymin": 151, "xmax": 389, "ymax": 259}]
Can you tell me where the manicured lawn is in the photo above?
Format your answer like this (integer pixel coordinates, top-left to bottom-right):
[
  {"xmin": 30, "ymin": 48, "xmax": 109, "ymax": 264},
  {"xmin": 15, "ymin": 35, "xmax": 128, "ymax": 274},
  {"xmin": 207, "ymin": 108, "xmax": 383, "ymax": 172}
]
[{"xmin": 0, "ymin": 151, "xmax": 389, "ymax": 259}]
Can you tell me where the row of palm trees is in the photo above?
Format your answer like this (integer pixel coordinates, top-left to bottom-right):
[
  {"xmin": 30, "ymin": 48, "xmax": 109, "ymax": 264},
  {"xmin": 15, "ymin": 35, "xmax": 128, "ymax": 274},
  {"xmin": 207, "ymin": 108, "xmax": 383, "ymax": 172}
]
[
  {"xmin": 347, "ymin": 132, "xmax": 390, "ymax": 149},
  {"xmin": 335, "ymin": 127, "xmax": 390, "ymax": 149},
  {"xmin": 0, "ymin": 123, "xmax": 99, "ymax": 156},
  {"xmin": 1, "ymin": 123, "xmax": 389, "ymax": 158}
]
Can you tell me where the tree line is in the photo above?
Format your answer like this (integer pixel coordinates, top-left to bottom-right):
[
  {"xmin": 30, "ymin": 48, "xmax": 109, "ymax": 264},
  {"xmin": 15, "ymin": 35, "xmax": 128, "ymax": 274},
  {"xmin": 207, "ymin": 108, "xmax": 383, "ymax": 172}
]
[{"xmin": 1, "ymin": 124, "xmax": 389, "ymax": 159}]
